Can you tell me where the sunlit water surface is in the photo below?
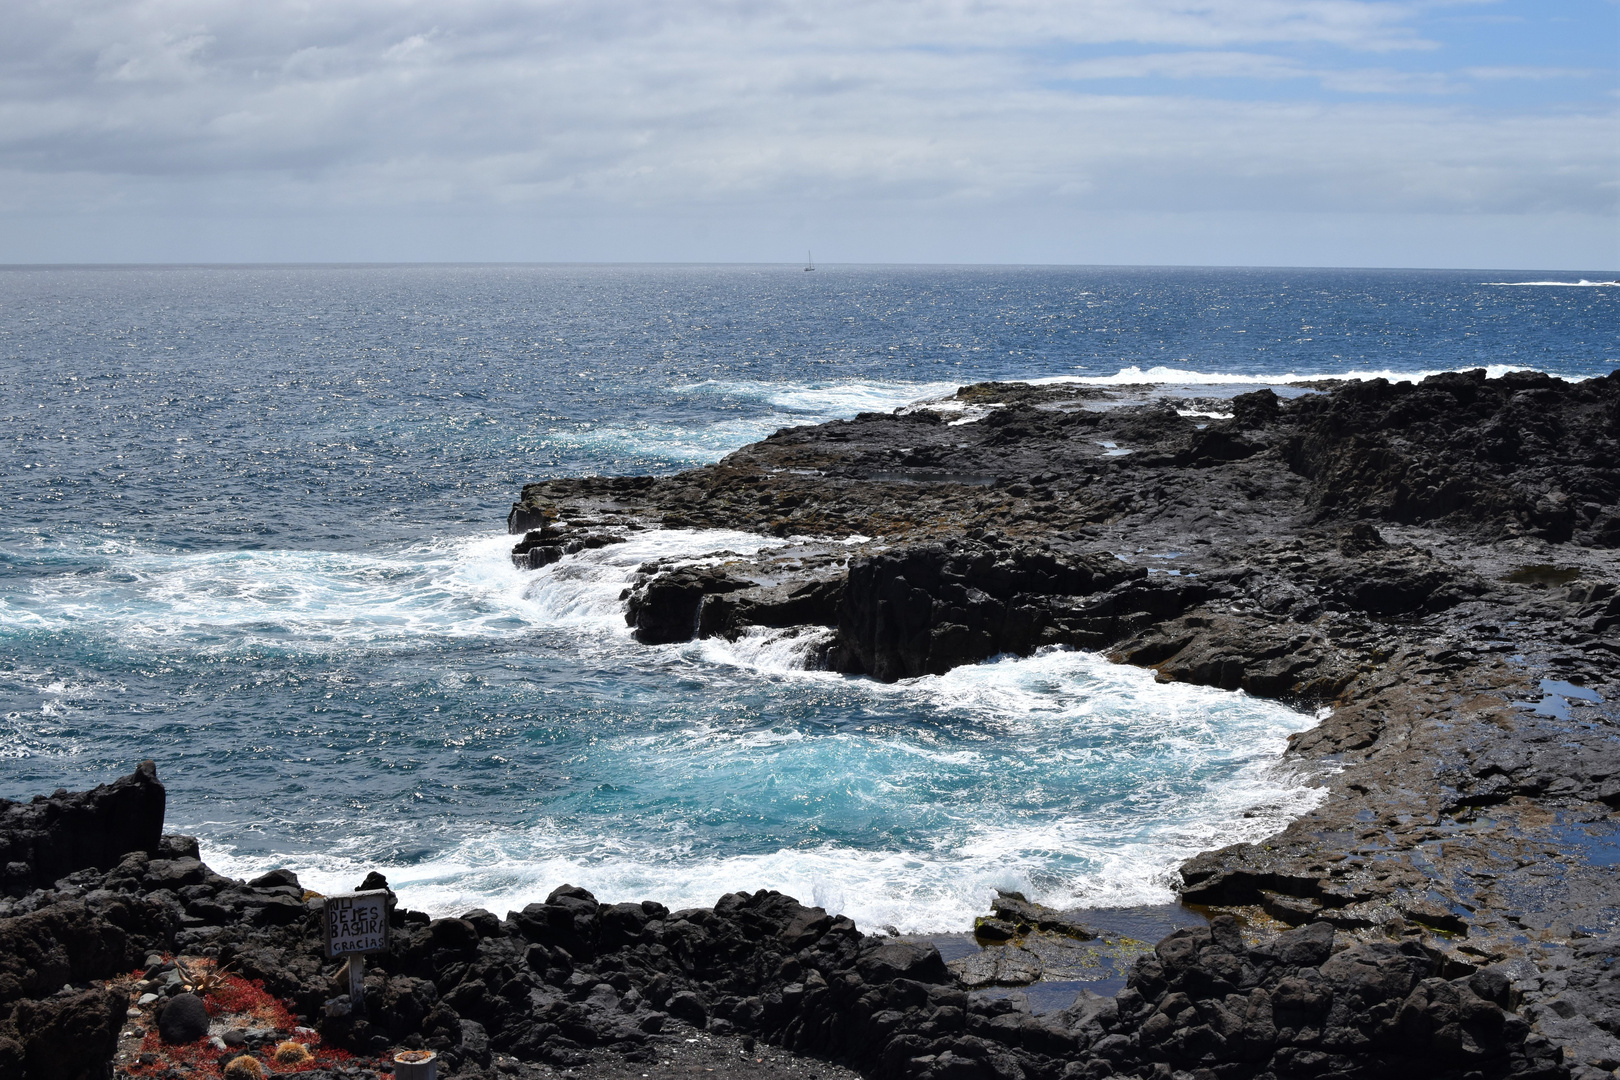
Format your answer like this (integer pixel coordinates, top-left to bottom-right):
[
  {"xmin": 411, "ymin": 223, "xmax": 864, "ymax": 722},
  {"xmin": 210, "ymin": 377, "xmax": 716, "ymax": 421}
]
[{"xmin": 2, "ymin": 265, "xmax": 1612, "ymax": 927}]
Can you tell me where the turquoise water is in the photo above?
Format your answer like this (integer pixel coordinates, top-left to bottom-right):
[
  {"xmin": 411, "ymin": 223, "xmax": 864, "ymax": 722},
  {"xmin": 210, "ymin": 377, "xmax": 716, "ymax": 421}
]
[{"xmin": 2, "ymin": 265, "xmax": 1613, "ymax": 928}]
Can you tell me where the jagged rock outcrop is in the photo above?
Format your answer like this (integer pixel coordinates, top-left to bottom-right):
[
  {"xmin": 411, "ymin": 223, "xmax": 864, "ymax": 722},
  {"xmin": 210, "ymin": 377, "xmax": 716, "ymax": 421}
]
[
  {"xmin": 0, "ymin": 759, "xmax": 165, "ymax": 896},
  {"xmin": 500, "ymin": 369, "xmax": 1620, "ymax": 1074},
  {"xmin": 1284, "ymin": 369, "xmax": 1620, "ymax": 545},
  {"xmin": 827, "ymin": 540, "xmax": 1155, "ymax": 679},
  {"xmin": 0, "ymin": 764, "xmax": 173, "ymax": 1080},
  {"xmin": 2, "ymin": 985, "xmax": 125, "ymax": 1080}
]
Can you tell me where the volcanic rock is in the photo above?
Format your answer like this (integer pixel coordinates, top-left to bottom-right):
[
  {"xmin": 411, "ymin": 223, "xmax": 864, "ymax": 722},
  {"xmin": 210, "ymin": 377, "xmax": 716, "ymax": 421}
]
[
  {"xmin": 0, "ymin": 759, "xmax": 165, "ymax": 896},
  {"xmin": 158, "ymin": 991, "xmax": 209, "ymax": 1043}
]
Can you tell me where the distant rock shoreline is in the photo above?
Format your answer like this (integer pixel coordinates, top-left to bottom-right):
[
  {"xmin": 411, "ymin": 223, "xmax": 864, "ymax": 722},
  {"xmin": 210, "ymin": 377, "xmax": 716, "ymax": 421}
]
[{"xmin": 4, "ymin": 370, "xmax": 1617, "ymax": 1079}]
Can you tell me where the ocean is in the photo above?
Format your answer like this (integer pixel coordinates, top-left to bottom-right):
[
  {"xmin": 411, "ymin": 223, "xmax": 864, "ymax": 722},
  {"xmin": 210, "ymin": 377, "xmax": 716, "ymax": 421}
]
[{"xmin": 2, "ymin": 264, "xmax": 1614, "ymax": 930}]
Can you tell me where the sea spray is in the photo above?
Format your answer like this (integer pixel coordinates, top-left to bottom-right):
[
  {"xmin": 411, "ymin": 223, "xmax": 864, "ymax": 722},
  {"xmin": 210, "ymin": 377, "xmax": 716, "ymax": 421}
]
[
  {"xmin": 8, "ymin": 525, "xmax": 1324, "ymax": 930},
  {"xmin": 7, "ymin": 266, "xmax": 1602, "ymax": 939}
]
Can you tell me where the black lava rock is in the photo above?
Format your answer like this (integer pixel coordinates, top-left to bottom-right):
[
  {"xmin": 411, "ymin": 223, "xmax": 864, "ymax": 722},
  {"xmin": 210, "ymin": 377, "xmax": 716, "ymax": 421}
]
[
  {"xmin": 0, "ymin": 761, "xmax": 165, "ymax": 896},
  {"xmin": 158, "ymin": 992, "xmax": 209, "ymax": 1044}
]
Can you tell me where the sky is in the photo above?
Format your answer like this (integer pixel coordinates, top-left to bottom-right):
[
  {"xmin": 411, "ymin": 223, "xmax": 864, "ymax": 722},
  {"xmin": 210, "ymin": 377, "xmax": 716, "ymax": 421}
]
[{"xmin": 1, "ymin": 0, "xmax": 1616, "ymax": 267}]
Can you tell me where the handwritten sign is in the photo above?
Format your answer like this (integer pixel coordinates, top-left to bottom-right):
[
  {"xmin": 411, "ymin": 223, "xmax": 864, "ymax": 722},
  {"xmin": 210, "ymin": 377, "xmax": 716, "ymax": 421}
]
[{"xmin": 324, "ymin": 890, "xmax": 390, "ymax": 959}]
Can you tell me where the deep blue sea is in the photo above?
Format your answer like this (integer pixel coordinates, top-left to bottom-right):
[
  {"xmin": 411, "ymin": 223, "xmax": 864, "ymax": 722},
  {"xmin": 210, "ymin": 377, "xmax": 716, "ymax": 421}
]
[{"xmin": 2, "ymin": 265, "xmax": 1614, "ymax": 929}]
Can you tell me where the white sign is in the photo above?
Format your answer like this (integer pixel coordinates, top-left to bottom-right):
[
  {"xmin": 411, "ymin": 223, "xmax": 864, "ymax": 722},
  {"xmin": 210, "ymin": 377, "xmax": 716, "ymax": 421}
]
[{"xmin": 325, "ymin": 890, "xmax": 390, "ymax": 958}]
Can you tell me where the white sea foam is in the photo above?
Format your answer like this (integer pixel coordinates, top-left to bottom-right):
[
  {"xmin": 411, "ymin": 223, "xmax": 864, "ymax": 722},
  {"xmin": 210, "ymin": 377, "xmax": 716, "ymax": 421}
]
[
  {"xmin": 0, "ymin": 536, "xmax": 528, "ymax": 653},
  {"xmin": 512, "ymin": 528, "xmax": 787, "ymax": 631},
  {"xmin": 542, "ymin": 379, "xmax": 965, "ymax": 466},
  {"xmin": 0, "ymin": 528, "xmax": 788, "ymax": 653},
  {"xmin": 697, "ymin": 626, "xmax": 839, "ymax": 674},
  {"xmin": 11, "ymin": 528, "xmax": 1326, "ymax": 931},
  {"xmin": 1482, "ymin": 280, "xmax": 1619, "ymax": 287},
  {"xmin": 202, "ymin": 646, "xmax": 1323, "ymax": 931},
  {"xmin": 207, "ymin": 762, "xmax": 1321, "ymax": 933},
  {"xmin": 1026, "ymin": 363, "xmax": 1566, "ymax": 387},
  {"xmin": 675, "ymin": 378, "xmax": 961, "ymax": 417}
]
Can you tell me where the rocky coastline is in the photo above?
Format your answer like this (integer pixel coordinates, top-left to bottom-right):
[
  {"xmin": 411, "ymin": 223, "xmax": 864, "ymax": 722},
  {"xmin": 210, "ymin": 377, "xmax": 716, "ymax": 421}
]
[
  {"xmin": 502, "ymin": 369, "xmax": 1620, "ymax": 1073},
  {"xmin": 0, "ymin": 764, "xmax": 1578, "ymax": 1080},
  {"xmin": 3, "ymin": 369, "xmax": 1616, "ymax": 1080}
]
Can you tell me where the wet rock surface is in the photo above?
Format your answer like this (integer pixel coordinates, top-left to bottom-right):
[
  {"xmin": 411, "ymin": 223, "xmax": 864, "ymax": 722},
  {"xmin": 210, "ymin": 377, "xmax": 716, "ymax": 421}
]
[{"xmin": 505, "ymin": 369, "xmax": 1620, "ymax": 1077}]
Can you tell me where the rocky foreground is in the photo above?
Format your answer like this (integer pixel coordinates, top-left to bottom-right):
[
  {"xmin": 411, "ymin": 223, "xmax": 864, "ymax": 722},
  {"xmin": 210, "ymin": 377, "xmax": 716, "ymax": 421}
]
[
  {"xmin": 0, "ymin": 764, "xmax": 1580, "ymax": 1080},
  {"xmin": 3, "ymin": 370, "xmax": 1617, "ymax": 1080}
]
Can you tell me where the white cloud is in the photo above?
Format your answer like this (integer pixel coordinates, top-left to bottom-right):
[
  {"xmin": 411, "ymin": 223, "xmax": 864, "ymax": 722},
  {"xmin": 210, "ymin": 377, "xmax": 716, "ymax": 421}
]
[
  {"xmin": 1314, "ymin": 67, "xmax": 1457, "ymax": 94},
  {"xmin": 1058, "ymin": 52, "xmax": 1311, "ymax": 81},
  {"xmin": 0, "ymin": 0, "xmax": 1613, "ymax": 262},
  {"xmin": 1462, "ymin": 65, "xmax": 1597, "ymax": 81}
]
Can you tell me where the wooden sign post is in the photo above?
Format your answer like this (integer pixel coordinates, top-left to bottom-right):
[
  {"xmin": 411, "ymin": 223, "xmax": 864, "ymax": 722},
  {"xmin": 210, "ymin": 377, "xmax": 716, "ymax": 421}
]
[{"xmin": 323, "ymin": 889, "xmax": 390, "ymax": 1015}]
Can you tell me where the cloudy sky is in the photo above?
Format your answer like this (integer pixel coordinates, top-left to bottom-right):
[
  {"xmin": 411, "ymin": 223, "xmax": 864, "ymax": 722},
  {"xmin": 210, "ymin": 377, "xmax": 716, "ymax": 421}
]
[{"xmin": 2, "ymin": 0, "xmax": 1616, "ymax": 266}]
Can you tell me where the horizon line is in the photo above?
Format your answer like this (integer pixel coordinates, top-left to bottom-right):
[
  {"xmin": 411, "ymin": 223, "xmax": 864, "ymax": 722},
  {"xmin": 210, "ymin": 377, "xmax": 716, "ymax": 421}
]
[{"xmin": 2, "ymin": 261, "xmax": 1617, "ymax": 274}]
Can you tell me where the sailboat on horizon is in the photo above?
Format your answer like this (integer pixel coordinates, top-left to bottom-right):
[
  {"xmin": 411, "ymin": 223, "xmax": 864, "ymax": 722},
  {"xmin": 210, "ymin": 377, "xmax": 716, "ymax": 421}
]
[{"xmin": 804, "ymin": 250, "xmax": 815, "ymax": 272}]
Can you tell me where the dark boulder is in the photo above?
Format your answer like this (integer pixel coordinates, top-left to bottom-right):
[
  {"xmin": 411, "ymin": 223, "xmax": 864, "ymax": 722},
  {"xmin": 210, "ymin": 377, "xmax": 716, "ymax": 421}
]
[
  {"xmin": 625, "ymin": 568, "xmax": 751, "ymax": 645},
  {"xmin": 143, "ymin": 856, "xmax": 206, "ymax": 891},
  {"xmin": 857, "ymin": 941, "xmax": 951, "ymax": 985},
  {"xmin": 158, "ymin": 991, "xmax": 210, "ymax": 1043},
  {"xmin": 8, "ymin": 986, "xmax": 125, "ymax": 1080},
  {"xmin": 1275, "ymin": 920, "xmax": 1336, "ymax": 968},
  {"xmin": 427, "ymin": 917, "xmax": 480, "ymax": 953},
  {"xmin": 157, "ymin": 834, "xmax": 200, "ymax": 860},
  {"xmin": 0, "ymin": 901, "xmax": 129, "ymax": 1004},
  {"xmin": 1230, "ymin": 388, "xmax": 1281, "ymax": 428},
  {"xmin": 508, "ymin": 885, "xmax": 601, "ymax": 959},
  {"xmin": 598, "ymin": 902, "xmax": 651, "ymax": 950},
  {"xmin": 667, "ymin": 990, "xmax": 708, "ymax": 1026},
  {"xmin": 248, "ymin": 868, "xmax": 300, "ymax": 890},
  {"xmin": 460, "ymin": 908, "xmax": 504, "ymax": 938}
]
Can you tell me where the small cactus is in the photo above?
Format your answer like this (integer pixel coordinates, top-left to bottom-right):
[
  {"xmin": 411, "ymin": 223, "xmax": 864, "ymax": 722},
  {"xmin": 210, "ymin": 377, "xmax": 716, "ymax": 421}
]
[
  {"xmin": 222, "ymin": 1056, "xmax": 264, "ymax": 1080},
  {"xmin": 273, "ymin": 1041, "xmax": 314, "ymax": 1066}
]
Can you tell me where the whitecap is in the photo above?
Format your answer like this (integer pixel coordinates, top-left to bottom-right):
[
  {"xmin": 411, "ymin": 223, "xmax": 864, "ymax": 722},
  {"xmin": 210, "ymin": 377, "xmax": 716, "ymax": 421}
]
[
  {"xmin": 0, "ymin": 528, "xmax": 792, "ymax": 654},
  {"xmin": 1482, "ymin": 280, "xmax": 1619, "ymax": 287},
  {"xmin": 696, "ymin": 626, "xmax": 838, "ymax": 674},
  {"xmin": 1026, "ymin": 363, "xmax": 1576, "ymax": 387},
  {"xmin": 674, "ymin": 378, "xmax": 961, "ymax": 417},
  {"xmin": 199, "ymin": 648, "xmax": 1324, "ymax": 932}
]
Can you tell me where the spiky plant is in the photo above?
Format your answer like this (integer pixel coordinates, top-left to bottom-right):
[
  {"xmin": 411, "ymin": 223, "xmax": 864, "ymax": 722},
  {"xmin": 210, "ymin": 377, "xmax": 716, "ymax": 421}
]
[
  {"xmin": 273, "ymin": 1041, "xmax": 314, "ymax": 1066},
  {"xmin": 173, "ymin": 956, "xmax": 235, "ymax": 997}
]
